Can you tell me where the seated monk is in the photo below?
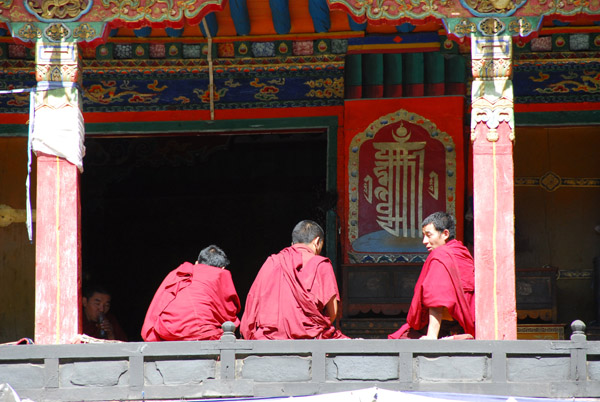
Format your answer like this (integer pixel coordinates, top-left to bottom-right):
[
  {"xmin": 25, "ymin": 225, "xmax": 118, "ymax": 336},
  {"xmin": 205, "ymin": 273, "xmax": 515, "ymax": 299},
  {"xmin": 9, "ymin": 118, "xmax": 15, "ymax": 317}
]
[
  {"xmin": 141, "ymin": 245, "xmax": 241, "ymax": 341},
  {"xmin": 241, "ymin": 220, "xmax": 348, "ymax": 340},
  {"xmin": 389, "ymin": 211, "xmax": 475, "ymax": 340},
  {"xmin": 82, "ymin": 284, "xmax": 128, "ymax": 341}
]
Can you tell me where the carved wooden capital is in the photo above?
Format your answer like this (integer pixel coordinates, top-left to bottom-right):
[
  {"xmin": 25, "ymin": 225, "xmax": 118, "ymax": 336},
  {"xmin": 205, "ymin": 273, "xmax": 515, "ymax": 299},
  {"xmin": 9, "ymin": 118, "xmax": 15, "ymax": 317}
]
[
  {"xmin": 471, "ymin": 36, "xmax": 512, "ymax": 79},
  {"xmin": 470, "ymin": 35, "xmax": 514, "ymax": 143},
  {"xmin": 35, "ymin": 42, "xmax": 81, "ymax": 83}
]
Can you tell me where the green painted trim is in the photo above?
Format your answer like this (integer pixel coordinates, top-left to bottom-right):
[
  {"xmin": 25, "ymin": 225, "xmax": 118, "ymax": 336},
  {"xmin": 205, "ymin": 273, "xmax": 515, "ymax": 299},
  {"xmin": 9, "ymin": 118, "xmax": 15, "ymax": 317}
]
[
  {"xmin": 85, "ymin": 117, "xmax": 338, "ymax": 135},
  {"xmin": 515, "ymin": 111, "xmax": 600, "ymax": 126},
  {"xmin": 0, "ymin": 119, "xmax": 338, "ymax": 137},
  {"xmin": 0, "ymin": 125, "xmax": 28, "ymax": 136}
]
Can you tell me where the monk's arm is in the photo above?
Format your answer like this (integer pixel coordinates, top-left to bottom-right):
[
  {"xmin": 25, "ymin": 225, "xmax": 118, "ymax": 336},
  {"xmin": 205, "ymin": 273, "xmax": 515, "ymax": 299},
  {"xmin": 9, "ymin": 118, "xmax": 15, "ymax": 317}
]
[
  {"xmin": 325, "ymin": 295, "xmax": 339, "ymax": 323},
  {"xmin": 422, "ymin": 307, "xmax": 443, "ymax": 339}
]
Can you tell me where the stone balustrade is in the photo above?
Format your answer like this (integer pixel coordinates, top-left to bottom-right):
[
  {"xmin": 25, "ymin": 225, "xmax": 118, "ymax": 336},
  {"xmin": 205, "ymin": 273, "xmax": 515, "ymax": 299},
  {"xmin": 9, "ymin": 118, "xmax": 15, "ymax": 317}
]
[{"xmin": 1, "ymin": 321, "xmax": 599, "ymax": 402}]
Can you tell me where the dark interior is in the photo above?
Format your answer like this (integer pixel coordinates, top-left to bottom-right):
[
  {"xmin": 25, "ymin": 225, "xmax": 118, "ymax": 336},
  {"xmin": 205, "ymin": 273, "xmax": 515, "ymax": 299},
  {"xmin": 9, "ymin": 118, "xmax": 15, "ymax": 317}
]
[{"xmin": 81, "ymin": 132, "xmax": 329, "ymax": 341}]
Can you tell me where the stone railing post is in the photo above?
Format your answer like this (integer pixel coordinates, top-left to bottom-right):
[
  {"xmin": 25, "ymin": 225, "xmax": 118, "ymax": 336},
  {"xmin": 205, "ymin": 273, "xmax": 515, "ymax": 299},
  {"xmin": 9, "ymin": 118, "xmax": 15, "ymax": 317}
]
[
  {"xmin": 220, "ymin": 321, "xmax": 237, "ymax": 379},
  {"xmin": 570, "ymin": 320, "xmax": 587, "ymax": 382}
]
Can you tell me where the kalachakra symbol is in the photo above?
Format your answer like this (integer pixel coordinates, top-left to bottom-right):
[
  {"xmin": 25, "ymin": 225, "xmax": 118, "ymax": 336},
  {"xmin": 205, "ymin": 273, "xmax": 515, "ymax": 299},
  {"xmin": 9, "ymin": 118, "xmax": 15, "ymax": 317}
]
[
  {"xmin": 372, "ymin": 123, "xmax": 426, "ymax": 238},
  {"xmin": 26, "ymin": 0, "xmax": 91, "ymax": 20}
]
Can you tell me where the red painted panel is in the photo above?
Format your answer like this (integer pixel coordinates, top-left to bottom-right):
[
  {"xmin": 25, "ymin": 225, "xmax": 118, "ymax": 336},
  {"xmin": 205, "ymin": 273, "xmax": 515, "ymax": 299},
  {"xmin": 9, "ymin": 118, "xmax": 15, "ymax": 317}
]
[{"xmin": 341, "ymin": 97, "xmax": 465, "ymax": 264}]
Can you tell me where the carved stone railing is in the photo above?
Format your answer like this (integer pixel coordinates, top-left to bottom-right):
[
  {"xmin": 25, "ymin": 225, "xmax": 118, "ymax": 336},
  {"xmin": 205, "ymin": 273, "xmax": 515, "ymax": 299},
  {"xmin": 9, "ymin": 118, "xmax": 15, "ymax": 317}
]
[{"xmin": 1, "ymin": 321, "xmax": 599, "ymax": 402}]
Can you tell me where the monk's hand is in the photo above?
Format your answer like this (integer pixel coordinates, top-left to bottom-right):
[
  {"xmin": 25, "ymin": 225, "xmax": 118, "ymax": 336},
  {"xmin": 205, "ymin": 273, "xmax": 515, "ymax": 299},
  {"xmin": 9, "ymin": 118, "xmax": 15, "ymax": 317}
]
[
  {"xmin": 100, "ymin": 319, "xmax": 115, "ymax": 340},
  {"xmin": 419, "ymin": 335, "xmax": 438, "ymax": 340}
]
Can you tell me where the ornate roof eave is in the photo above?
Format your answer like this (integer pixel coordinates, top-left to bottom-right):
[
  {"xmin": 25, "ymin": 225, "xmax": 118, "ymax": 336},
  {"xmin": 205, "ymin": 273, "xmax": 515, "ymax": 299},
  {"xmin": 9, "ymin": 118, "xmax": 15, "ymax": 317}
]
[
  {"xmin": 0, "ymin": 0, "xmax": 226, "ymax": 45},
  {"xmin": 327, "ymin": 0, "xmax": 600, "ymax": 40}
]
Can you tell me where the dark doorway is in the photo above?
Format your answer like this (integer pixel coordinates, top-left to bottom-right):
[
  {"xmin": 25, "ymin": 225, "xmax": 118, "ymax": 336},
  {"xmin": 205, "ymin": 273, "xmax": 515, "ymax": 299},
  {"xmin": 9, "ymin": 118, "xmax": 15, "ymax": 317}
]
[{"xmin": 81, "ymin": 131, "xmax": 330, "ymax": 341}]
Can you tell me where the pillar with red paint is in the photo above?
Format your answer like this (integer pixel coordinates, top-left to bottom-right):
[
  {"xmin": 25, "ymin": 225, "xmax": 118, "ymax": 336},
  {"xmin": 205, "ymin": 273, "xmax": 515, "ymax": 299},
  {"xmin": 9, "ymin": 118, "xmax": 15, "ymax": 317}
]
[
  {"xmin": 33, "ymin": 42, "xmax": 83, "ymax": 344},
  {"xmin": 471, "ymin": 36, "xmax": 517, "ymax": 340}
]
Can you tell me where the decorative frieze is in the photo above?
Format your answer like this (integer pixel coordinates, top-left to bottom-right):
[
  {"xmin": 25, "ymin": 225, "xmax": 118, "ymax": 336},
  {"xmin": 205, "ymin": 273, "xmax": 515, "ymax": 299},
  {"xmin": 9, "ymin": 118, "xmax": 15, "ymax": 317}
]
[{"xmin": 470, "ymin": 36, "xmax": 514, "ymax": 142}]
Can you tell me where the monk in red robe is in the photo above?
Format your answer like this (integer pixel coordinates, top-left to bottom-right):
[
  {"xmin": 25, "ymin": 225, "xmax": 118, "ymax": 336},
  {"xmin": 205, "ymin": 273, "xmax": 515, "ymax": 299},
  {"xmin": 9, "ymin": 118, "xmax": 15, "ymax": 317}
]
[
  {"xmin": 241, "ymin": 220, "xmax": 348, "ymax": 340},
  {"xmin": 389, "ymin": 212, "xmax": 475, "ymax": 340},
  {"xmin": 82, "ymin": 284, "xmax": 128, "ymax": 341},
  {"xmin": 141, "ymin": 245, "xmax": 241, "ymax": 341}
]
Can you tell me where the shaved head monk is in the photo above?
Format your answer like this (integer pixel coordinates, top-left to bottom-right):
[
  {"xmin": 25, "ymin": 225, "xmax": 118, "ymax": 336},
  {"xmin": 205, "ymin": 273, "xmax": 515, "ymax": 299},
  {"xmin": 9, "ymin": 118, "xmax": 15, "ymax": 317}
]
[
  {"xmin": 389, "ymin": 211, "xmax": 475, "ymax": 340},
  {"xmin": 141, "ymin": 245, "xmax": 241, "ymax": 341},
  {"xmin": 241, "ymin": 220, "xmax": 349, "ymax": 339}
]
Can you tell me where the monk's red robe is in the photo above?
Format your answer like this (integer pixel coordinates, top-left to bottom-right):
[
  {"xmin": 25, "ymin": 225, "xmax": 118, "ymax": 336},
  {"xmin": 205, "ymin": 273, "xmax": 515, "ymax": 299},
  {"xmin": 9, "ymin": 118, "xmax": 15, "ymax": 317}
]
[
  {"xmin": 389, "ymin": 239, "xmax": 475, "ymax": 339},
  {"xmin": 141, "ymin": 262, "xmax": 241, "ymax": 341},
  {"xmin": 240, "ymin": 244, "xmax": 348, "ymax": 340}
]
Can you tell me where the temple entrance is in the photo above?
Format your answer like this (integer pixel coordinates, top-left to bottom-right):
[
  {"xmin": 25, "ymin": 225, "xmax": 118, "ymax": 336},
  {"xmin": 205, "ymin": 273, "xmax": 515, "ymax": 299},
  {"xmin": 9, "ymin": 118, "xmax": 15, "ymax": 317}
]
[{"xmin": 81, "ymin": 131, "xmax": 330, "ymax": 341}]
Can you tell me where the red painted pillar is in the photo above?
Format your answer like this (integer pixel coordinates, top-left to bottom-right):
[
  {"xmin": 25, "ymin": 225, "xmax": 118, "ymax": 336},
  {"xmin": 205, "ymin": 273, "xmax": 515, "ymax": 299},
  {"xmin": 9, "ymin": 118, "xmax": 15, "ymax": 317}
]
[
  {"xmin": 35, "ymin": 154, "xmax": 81, "ymax": 344},
  {"xmin": 471, "ymin": 36, "xmax": 517, "ymax": 340},
  {"xmin": 34, "ymin": 43, "xmax": 83, "ymax": 344}
]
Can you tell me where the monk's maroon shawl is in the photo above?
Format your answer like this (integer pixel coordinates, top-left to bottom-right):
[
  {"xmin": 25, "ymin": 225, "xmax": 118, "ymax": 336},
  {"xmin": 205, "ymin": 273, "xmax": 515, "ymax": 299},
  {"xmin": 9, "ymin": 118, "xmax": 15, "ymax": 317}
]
[
  {"xmin": 141, "ymin": 262, "xmax": 241, "ymax": 341},
  {"xmin": 390, "ymin": 239, "xmax": 475, "ymax": 339},
  {"xmin": 241, "ymin": 245, "xmax": 347, "ymax": 339}
]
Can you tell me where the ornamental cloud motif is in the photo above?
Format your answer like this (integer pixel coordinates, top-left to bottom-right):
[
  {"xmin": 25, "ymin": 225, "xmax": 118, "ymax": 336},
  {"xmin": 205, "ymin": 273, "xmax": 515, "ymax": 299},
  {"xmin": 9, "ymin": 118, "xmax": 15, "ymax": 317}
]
[{"xmin": 26, "ymin": 0, "xmax": 92, "ymax": 21}]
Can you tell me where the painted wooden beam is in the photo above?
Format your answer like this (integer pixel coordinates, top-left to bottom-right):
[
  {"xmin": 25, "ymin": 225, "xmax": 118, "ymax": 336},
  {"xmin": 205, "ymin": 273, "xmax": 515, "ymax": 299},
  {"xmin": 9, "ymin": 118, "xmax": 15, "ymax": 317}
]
[
  {"xmin": 404, "ymin": 52, "xmax": 424, "ymax": 97},
  {"xmin": 269, "ymin": 0, "xmax": 291, "ymax": 35},
  {"xmin": 362, "ymin": 53, "xmax": 383, "ymax": 98},
  {"xmin": 309, "ymin": 0, "xmax": 331, "ymax": 33},
  {"xmin": 344, "ymin": 54, "xmax": 362, "ymax": 99},
  {"xmin": 383, "ymin": 53, "xmax": 402, "ymax": 97},
  {"xmin": 424, "ymin": 52, "xmax": 445, "ymax": 96},
  {"xmin": 229, "ymin": 0, "xmax": 251, "ymax": 36},
  {"xmin": 445, "ymin": 54, "xmax": 467, "ymax": 95}
]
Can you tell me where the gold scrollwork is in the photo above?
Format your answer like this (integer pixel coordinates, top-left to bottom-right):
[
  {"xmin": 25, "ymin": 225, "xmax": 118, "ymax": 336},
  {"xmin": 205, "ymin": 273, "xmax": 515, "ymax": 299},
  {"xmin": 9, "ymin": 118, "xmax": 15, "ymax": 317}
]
[
  {"xmin": 479, "ymin": 17, "xmax": 505, "ymax": 36},
  {"xmin": 18, "ymin": 23, "xmax": 43, "ymax": 40},
  {"xmin": 454, "ymin": 19, "xmax": 477, "ymax": 36},
  {"xmin": 508, "ymin": 18, "xmax": 532, "ymax": 36},
  {"xmin": 73, "ymin": 23, "xmax": 96, "ymax": 41},
  {"xmin": 27, "ymin": 0, "xmax": 90, "ymax": 20},
  {"xmin": 0, "ymin": 0, "xmax": 13, "ymax": 9},
  {"xmin": 464, "ymin": 0, "xmax": 524, "ymax": 14},
  {"xmin": 45, "ymin": 22, "xmax": 71, "ymax": 41}
]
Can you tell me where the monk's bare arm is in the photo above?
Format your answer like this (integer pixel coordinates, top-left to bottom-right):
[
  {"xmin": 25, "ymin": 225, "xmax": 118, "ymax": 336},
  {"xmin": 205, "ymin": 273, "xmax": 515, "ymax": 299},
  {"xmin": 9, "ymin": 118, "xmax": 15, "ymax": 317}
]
[
  {"xmin": 422, "ymin": 307, "xmax": 443, "ymax": 339},
  {"xmin": 325, "ymin": 295, "xmax": 339, "ymax": 323}
]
